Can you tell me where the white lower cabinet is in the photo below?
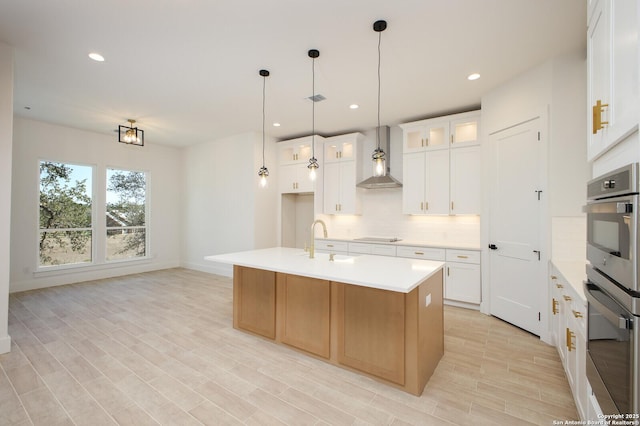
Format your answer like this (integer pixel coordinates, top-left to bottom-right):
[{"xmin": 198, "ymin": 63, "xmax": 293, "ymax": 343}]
[
  {"xmin": 315, "ymin": 239, "xmax": 481, "ymax": 306},
  {"xmin": 444, "ymin": 249, "xmax": 481, "ymax": 305},
  {"xmin": 549, "ymin": 264, "xmax": 594, "ymax": 421}
]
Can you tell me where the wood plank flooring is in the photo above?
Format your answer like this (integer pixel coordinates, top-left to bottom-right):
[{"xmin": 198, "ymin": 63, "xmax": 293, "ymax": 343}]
[{"xmin": 0, "ymin": 268, "xmax": 578, "ymax": 425}]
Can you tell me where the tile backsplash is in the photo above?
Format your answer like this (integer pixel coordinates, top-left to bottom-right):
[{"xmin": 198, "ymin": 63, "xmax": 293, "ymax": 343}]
[
  {"xmin": 317, "ymin": 189, "xmax": 480, "ymax": 247},
  {"xmin": 551, "ymin": 216, "xmax": 586, "ymax": 261}
]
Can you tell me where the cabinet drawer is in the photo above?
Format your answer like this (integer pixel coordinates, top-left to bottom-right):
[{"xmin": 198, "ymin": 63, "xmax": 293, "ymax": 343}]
[
  {"xmin": 348, "ymin": 242, "xmax": 373, "ymax": 255},
  {"xmin": 445, "ymin": 249, "xmax": 480, "ymax": 264},
  {"xmin": 396, "ymin": 246, "xmax": 445, "ymax": 261},
  {"xmin": 315, "ymin": 240, "xmax": 349, "ymax": 253},
  {"xmin": 372, "ymin": 245, "xmax": 397, "ymax": 257}
]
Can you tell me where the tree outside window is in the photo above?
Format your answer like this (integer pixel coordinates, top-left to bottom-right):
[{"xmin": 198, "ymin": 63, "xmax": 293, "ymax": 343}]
[
  {"xmin": 106, "ymin": 168, "xmax": 147, "ymax": 261},
  {"xmin": 39, "ymin": 161, "xmax": 93, "ymax": 266}
]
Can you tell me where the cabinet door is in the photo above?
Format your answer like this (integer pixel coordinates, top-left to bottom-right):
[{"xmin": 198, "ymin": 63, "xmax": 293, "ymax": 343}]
[
  {"xmin": 402, "ymin": 153, "xmax": 426, "ymax": 214},
  {"xmin": 337, "ymin": 161, "xmax": 358, "ymax": 214},
  {"xmin": 278, "ymin": 164, "xmax": 297, "ymax": 193},
  {"xmin": 296, "ymin": 165, "xmax": 314, "ymax": 193},
  {"xmin": 323, "ymin": 162, "xmax": 341, "ymax": 214},
  {"xmin": 587, "ymin": 0, "xmax": 612, "ymax": 159},
  {"xmin": 587, "ymin": 0, "xmax": 638, "ymax": 160},
  {"xmin": 233, "ymin": 266, "xmax": 276, "ymax": 339},
  {"xmin": 445, "ymin": 262, "xmax": 480, "ymax": 304},
  {"xmin": 325, "ymin": 140, "xmax": 355, "ymax": 163},
  {"xmin": 450, "ymin": 146, "xmax": 481, "ymax": 214},
  {"xmin": 279, "ymin": 139, "xmax": 312, "ymax": 165},
  {"xmin": 337, "ymin": 284, "xmax": 405, "ymax": 385},
  {"xmin": 425, "ymin": 150, "xmax": 449, "ymax": 215},
  {"xmin": 450, "ymin": 116, "xmax": 480, "ymax": 147},
  {"xmin": 278, "ymin": 274, "xmax": 331, "ymax": 358}
]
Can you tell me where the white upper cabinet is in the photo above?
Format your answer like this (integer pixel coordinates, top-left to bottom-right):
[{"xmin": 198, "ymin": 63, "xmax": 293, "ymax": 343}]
[
  {"xmin": 587, "ymin": 0, "xmax": 638, "ymax": 160},
  {"xmin": 450, "ymin": 145, "xmax": 481, "ymax": 214},
  {"xmin": 401, "ymin": 120, "xmax": 449, "ymax": 153},
  {"xmin": 278, "ymin": 135, "xmax": 324, "ymax": 194},
  {"xmin": 401, "ymin": 111, "xmax": 481, "ymax": 215},
  {"xmin": 322, "ymin": 133, "xmax": 363, "ymax": 215}
]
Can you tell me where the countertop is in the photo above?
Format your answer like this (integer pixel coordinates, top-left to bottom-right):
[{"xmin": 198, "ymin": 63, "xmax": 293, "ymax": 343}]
[
  {"xmin": 551, "ymin": 259, "xmax": 587, "ymax": 301},
  {"xmin": 315, "ymin": 237, "xmax": 481, "ymax": 251},
  {"xmin": 205, "ymin": 247, "xmax": 445, "ymax": 293}
]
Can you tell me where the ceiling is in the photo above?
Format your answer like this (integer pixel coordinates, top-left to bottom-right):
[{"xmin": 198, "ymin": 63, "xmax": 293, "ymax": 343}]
[{"xmin": 0, "ymin": 0, "xmax": 586, "ymax": 147}]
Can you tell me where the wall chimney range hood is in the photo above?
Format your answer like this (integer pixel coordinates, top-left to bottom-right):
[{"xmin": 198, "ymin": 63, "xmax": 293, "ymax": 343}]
[{"xmin": 357, "ymin": 126, "xmax": 402, "ymax": 189}]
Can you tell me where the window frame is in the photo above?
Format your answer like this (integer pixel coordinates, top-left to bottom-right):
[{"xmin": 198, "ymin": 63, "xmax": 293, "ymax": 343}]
[
  {"xmin": 35, "ymin": 159, "xmax": 151, "ymax": 273},
  {"xmin": 105, "ymin": 166, "xmax": 150, "ymax": 263},
  {"xmin": 36, "ymin": 159, "xmax": 96, "ymax": 271}
]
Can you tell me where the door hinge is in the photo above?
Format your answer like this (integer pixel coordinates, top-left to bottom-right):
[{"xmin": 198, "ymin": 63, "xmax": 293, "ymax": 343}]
[{"xmin": 537, "ymin": 131, "xmax": 540, "ymax": 141}]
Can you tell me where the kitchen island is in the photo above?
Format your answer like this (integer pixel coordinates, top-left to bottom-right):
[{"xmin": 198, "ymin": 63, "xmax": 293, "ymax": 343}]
[{"xmin": 205, "ymin": 247, "xmax": 444, "ymax": 395}]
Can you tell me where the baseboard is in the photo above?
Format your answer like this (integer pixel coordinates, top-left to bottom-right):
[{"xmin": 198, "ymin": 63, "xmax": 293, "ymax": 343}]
[
  {"xmin": 10, "ymin": 260, "xmax": 181, "ymax": 293},
  {"xmin": 0, "ymin": 334, "xmax": 11, "ymax": 354},
  {"xmin": 444, "ymin": 299, "xmax": 481, "ymax": 311}
]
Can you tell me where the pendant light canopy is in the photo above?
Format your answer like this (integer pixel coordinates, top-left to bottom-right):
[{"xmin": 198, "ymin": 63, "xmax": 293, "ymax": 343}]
[
  {"xmin": 257, "ymin": 69, "xmax": 270, "ymax": 188},
  {"xmin": 307, "ymin": 49, "xmax": 320, "ymax": 181},
  {"xmin": 372, "ymin": 19, "xmax": 387, "ymax": 177}
]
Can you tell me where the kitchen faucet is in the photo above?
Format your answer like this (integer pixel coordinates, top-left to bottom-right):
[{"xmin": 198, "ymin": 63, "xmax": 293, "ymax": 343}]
[{"xmin": 309, "ymin": 219, "xmax": 328, "ymax": 259}]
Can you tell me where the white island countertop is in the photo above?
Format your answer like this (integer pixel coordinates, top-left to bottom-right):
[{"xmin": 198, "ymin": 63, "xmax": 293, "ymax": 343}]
[{"xmin": 205, "ymin": 247, "xmax": 444, "ymax": 293}]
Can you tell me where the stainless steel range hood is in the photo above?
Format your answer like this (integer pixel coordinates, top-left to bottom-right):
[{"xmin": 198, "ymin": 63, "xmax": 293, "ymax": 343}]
[{"xmin": 357, "ymin": 126, "xmax": 402, "ymax": 189}]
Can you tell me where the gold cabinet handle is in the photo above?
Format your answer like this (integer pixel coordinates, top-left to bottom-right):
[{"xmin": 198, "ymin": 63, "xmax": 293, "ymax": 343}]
[
  {"xmin": 563, "ymin": 295, "xmax": 572, "ymax": 302},
  {"xmin": 447, "ymin": 267, "xmax": 450, "ymax": 276},
  {"xmin": 327, "ymin": 244, "xmax": 334, "ymax": 248},
  {"xmin": 425, "ymin": 201, "xmax": 428, "ymax": 210},
  {"xmin": 450, "ymin": 134, "xmax": 454, "ymax": 144},
  {"xmin": 592, "ymin": 99, "xmax": 609, "ymax": 134},
  {"xmin": 420, "ymin": 201, "xmax": 423, "ymax": 211},
  {"xmin": 451, "ymin": 201, "xmax": 454, "ymax": 210},
  {"xmin": 551, "ymin": 275, "xmax": 557, "ymax": 280},
  {"xmin": 414, "ymin": 251, "xmax": 424, "ymax": 256},
  {"xmin": 552, "ymin": 298, "xmax": 559, "ymax": 315},
  {"xmin": 457, "ymin": 255, "xmax": 468, "ymax": 259},
  {"xmin": 566, "ymin": 327, "xmax": 575, "ymax": 351},
  {"xmin": 556, "ymin": 283, "xmax": 563, "ymax": 289},
  {"xmin": 425, "ymin": 137, "xmax": 429, "ymax": 146},
  {"xmin": 572, "ymin": 310, "xmax": 583, "ymax": 319}
]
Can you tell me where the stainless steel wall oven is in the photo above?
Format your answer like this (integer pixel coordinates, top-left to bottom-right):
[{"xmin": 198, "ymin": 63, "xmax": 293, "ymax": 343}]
[{"xmin": 585, "ymin": 163, "xmax": 640, "ymax": 415}]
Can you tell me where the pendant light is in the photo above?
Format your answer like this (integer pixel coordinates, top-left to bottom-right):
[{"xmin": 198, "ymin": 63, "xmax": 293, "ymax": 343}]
[
  {"xmin": 257, "ymin": 69, "xmax": 270, "ymax": 188},
  {"xmin": 307, "ymin": 49, "xmax": 320, "ymax": 181},
  {"xmin": 372, "ymin": 20, "xmax": 387, "ymax": 177}
]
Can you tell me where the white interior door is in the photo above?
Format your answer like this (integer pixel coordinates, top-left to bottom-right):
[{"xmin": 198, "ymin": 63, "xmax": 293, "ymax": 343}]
[{"xmin": 489, "ymin": 118, "xmax": 542, "ymax": 335}]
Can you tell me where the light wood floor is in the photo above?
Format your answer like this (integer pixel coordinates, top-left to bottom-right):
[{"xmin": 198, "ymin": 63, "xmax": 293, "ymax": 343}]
[{"xmin": 0, "ymin": 268, "xmax": 578, "ymax": 425}]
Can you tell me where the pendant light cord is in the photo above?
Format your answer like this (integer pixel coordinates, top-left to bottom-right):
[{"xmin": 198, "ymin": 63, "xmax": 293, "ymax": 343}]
[
  {"xmin": 311, "ymin": 55, "xmax": 316, "ymax": 158},
  {"xmin": 377, "ymin": 29, "xmax": 382, "ymax": 151},
  {"xmin": 262, "ymin": 74, "xmax": 266, "ymax": 168}
]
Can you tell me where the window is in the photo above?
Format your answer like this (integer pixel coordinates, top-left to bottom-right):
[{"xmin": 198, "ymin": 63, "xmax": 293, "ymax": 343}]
[
  {"xmin": 106, "ymin": 168, "xmax": 147, "ymax": 261},
  {"xmin": 39, "ymin": 161, "xmax": 93, "ymax": 267}
]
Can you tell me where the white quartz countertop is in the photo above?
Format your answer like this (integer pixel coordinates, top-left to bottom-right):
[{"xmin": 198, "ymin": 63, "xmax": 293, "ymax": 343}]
[{"xmin": 205, "ymin": 247, "xmax": 445, "ymax": 293}]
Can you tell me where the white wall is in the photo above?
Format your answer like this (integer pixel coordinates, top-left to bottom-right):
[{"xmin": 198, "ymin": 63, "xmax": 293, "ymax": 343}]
[
  {"xmin": 0, "ymin": 43, "xmax": 13, "ymax": 353},
  {"xmin": 182, "ymin": 132, "xmax": 277, "ymax": 275},
  {"xmin": 480, "ymin": 50, "xmax": 587, "ymax": 338},
  {"xmin": 10, "ymin": 118, "xmax": 183, "ymax": 292}
]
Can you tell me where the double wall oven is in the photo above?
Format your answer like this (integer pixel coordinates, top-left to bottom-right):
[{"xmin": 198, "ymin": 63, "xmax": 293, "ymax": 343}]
[{"xmin": 585, "ymin": 163, "xmax": 640, "ymax": 415}]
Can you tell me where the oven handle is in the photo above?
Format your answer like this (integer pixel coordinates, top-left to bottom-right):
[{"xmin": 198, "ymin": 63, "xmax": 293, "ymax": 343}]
[
  {"xmin": 584, "ymin": 281, "xmax": 631, "ymax": 330},
  {"xmin": 584, "ymin": 201, "xmax": 633, "ymax": 214}
]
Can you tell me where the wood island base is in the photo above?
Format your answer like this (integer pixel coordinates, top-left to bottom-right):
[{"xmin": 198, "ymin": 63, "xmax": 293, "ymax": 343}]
[{"xmin": 233, "ymin": 265, "xmax": 444, "ymax": 396}]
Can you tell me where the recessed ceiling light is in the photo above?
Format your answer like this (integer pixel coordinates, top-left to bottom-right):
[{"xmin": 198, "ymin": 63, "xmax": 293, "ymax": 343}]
[
  {"xmin": 467, "ymin": 73, "xmax": 480, "ymax": 81},
  {"xmin": 349, "ymin": 104, "xmax": 359, "ymax": 109},
  {"xmin": 273, "ymin": 122, "xmax": 281, "ymax": 127},
  {"xmin": 88, "ymin": 52, "xmax": 105, "ymax": 62}
]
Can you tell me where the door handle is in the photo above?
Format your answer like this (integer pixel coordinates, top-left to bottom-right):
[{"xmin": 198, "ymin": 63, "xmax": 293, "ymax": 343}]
[{"xmin": 488, "ymin": 244, "xmax": 498, "ymax": 250}]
